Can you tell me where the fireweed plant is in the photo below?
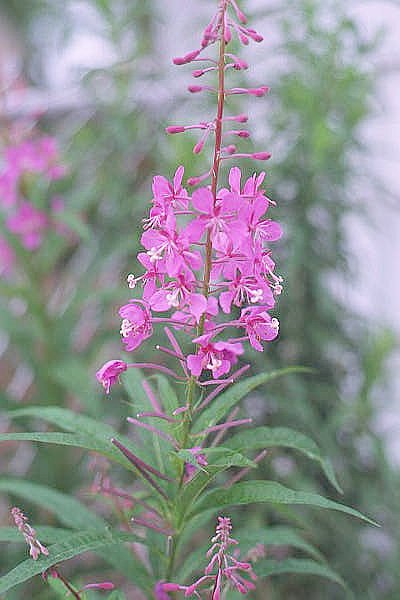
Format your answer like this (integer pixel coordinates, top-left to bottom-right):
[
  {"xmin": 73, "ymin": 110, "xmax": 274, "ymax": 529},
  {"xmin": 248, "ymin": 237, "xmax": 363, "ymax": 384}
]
[{"xmin": 0, "ymin": 2, "xmax": 376, "ymax": 599}]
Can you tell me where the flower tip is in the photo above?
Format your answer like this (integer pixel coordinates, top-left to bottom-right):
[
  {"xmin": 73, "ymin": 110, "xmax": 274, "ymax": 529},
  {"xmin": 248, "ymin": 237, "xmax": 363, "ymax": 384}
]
[
  {"xmin": 252, "ymin": 152, "xmax": 272, "ymax": 161},
  {"xmin": 166, "ymin": 126, "xmax": 185, "ymax": 134},
  {"xmin": 173, "ymin": 49, "xmax": 201, "ymax": 65},
  {"xmin": 188, "ymin": 85, "xmax": 204, "ymax": 93}
]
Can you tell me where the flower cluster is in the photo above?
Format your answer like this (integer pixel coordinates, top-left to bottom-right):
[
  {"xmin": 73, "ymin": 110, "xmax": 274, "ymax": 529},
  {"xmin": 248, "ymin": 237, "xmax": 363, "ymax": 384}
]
[
  {"xmin": 108, "ymin": 161, "xmax": 281, "ymax": 384},
  {"xmin": 11, "ymin": 507, "xmax": 49, "ymax": 561},
  {"xmin": 156, "ymin": 517, "xmax": 256, "ymax": 598},
  {"xmin": 0, "ymin": 136, "xmax": 68, "ymax": 274}
]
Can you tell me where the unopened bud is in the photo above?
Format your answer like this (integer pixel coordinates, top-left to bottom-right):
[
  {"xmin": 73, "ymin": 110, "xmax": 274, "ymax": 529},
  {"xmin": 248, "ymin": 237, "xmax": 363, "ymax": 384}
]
[
  {"xmin": 166, "ymin": 126, "xmax": 185, "ymax": 134},
  {"xmin": 173, "ymin": 50, "xmax": 201, "ymax": 65}
]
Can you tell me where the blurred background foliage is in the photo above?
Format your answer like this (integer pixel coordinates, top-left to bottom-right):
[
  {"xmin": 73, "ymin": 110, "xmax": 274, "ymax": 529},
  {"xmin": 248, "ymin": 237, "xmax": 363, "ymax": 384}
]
[{"xmin": 0, "ymin": 0, "xmax": 398, "ymax": 599}]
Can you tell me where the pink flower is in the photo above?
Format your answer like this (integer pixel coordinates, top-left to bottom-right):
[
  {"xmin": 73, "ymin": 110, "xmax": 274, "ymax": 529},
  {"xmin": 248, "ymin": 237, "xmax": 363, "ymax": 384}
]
[
  {"xmin": 219, "ymin": 271, "xmax": 275, "ymax": 314},
  {"xmin": 128, "ymin": 252, "xmax": 163, "ymax": 301},
  {"xmin": 0, "ymin": 168, "xmax": 19, "ymax": 207},
  {"xmin": 240, "ymin": 306, "xmax": 279, "ymax": 351},
  {"xmin": 141, "ymin": 214, "xmax": 202, "ymax": 277},
  {"xmin": 149, "ymin": 268, "xmax": 207, "ymax": 323},
  {"xmin": 11, "ymin": 507, "xmax": 49, "ymax": 561},
  {"xmin": 187, "ymin": 334, "xmax": 243, "ymax": 379},
  {"xmin": 186, "ymin": 186, "xmax": 240, "ymax": 242},
  {"xmin": 0, "ymin": 236, "xmax": 15, "ymax": 277},
  {"xmin": 152, "ymin": 165, "xmax": 189, "ymax": 210},
  {"xmin": 184, "ymin": 446, "xmax": 208, "ymax": 482},
  {"xmin": 119, "ymin": 301, "xmax": 153, "ymax": 351},
  {"xmin": 6, "ymin": 202, "xmax": 48, "ymax": 250},
  {"xmin": 96, "ymin": 360, "xmax": 128, "ymax": 393}
]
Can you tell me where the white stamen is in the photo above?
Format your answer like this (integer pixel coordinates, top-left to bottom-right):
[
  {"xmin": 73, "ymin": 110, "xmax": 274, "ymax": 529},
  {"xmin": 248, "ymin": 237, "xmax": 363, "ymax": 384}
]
[
  {"xmin": 120, "ymin": 318, "xmax": 134, "ymax": 337},
  {"xmin": 207, "ymin": 354, "xmax": 222, "ymax": 372},
  {"xmin": 166, "ymin": 289, "xmax": 180, "ymax": 307},
  {"xmin": 271, "ymin": 318, "xmax": 279, "ymax": 330},
  {"xmin": 147, "ymin": 247, "xmax": 163, "ymax": 263},
  {"xmin": 250, "ymin": 288, "xmax": 263, "ymax": 303},
  {"xmin": 127, "ymin": 274, "xmax": 136, "ymax": 289}
]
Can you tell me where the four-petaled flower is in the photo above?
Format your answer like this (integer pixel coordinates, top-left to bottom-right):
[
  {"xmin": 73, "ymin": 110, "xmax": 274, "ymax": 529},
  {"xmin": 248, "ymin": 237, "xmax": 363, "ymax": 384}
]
[{"xmin": 187, "ymin": 333, "xmax": 244, "ymax": 379}]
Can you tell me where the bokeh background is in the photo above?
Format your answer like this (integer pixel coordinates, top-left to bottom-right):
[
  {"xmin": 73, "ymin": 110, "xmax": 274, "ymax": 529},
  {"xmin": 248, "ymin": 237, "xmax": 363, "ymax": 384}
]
[{"xmin": 0, "ymin": 0, "xmax": 399, "ymax": 599}]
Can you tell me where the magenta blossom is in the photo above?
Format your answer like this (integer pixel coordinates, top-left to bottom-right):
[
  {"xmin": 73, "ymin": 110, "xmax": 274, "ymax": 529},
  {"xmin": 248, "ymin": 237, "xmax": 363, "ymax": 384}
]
[
  {"xmin": 96, "ymin": 360, "xmax": 128, "ymax": 394},
  {"xmin": 149, "ymin": 268, "xmax": 207, "ymax": 323},
  {"xmin": 187, "ymin": 334, "xmax": 243, "ymax": 379},
  {"xmin": 119, "ymin": 301, "xmax": 153, "ymax": 351},
  {"xmin": 6, "ymin": 202, "xmax": 48, "ymax": 250},
  {"xmin": 240, "ymin": 305, "xmax": 279, "ymax": 351}
]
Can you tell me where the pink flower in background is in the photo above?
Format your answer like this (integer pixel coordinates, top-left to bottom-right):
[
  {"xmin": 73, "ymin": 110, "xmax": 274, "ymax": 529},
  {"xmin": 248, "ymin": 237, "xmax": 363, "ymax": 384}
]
[
  {"xmin": 6, "ymin": 201, "xmax": 48, "ymax": 250},
  {"xmin": 0, "ymin": 236, "xmax": 15, "ymax": 277},
  {"xmin": 11, "ymin": 507, "xmax": 49, "ymax": 561},
  {"xmin": 0, "ymin": 134, "xmax": 70, "ymax": 259},
  {"xmin": 96, "ymin": 360, "xmax": 128, "ymax": 394}
]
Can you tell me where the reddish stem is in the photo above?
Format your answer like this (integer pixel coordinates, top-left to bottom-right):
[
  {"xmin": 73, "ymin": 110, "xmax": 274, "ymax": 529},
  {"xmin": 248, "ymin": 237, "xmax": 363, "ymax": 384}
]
[{"xmin": 201, "ymin": 2, "xmax": 227, "ymax": 305}]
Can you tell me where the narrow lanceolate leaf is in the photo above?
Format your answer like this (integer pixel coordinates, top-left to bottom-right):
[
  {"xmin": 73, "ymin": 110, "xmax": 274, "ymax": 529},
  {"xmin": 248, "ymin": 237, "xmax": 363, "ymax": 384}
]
[
  {"xmin": 254, "ymin": 558, "xmax": 345, "ymax": 588},
  {"xmin": 0, "ymin": 432, "xmax": 142, "ymax": 473},
  {"xmin": 7, "ymin": 406, "xmax": 157, "ymax": 468},
  {"xmin": 223, "ymin": 426, "xmax": 342, "ymax": 492},
  {"xmin": 0, "ymin": 529, "xmax": 141, "ymax": 595},
  {"xmin": 0, "ymin": 526, "xmax": 72, "ymax": 544},
  {"xmin": 193, "ymin": 367, "xmax": 312, "ymax": 433},
  {"xmin": 236, "ymin": 526, "xmax": 324, "ymax": 562},
  {"xmin": 191, "ymin": 480, "xmax": 378, "ymax": 525}
]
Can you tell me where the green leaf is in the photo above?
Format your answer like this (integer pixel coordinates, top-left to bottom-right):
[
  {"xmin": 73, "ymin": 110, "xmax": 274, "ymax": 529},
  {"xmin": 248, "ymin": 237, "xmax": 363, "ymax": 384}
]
[
  {"xmin": 7, "ymin": 406, "xmax": 169, "ymax": 500},
  {"xmin": 191, "ymin": 480, "xmax": 378, "ymax": 525},
  {"xmin": 0, "ymin": 529, "xmax": 141, "ymax": 595},
  {"xmin": 50, "ymin": 359, "xmax": 101, "ymax": 416},
  {"xmin": 236, "ymin": 526, "xmax": 323, "ymax": 562},
  {"xmin": 8, "ymin": 406, "xmax": 155, "ymax": 468},
  {"xmin": 193, "ymin": 367, "xmax": 312, "ymax": 433},
  {"xmin": 155, "ymin": 374, "xmax": 179, "ymax": 414},
  {"xmin": 223, "ymin": 426, "xmax": 342, "ymax": 492},
  {"xmin": 0, "ymin": 431, "xmax": 141, "ymax": 473},
  {"xmin": 254, "ymin": 558, "xmax": 345, "ymax": 588},
  {"xmin": 0, "ymin": 526, "xmax": 73, "ymax": 543}
]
